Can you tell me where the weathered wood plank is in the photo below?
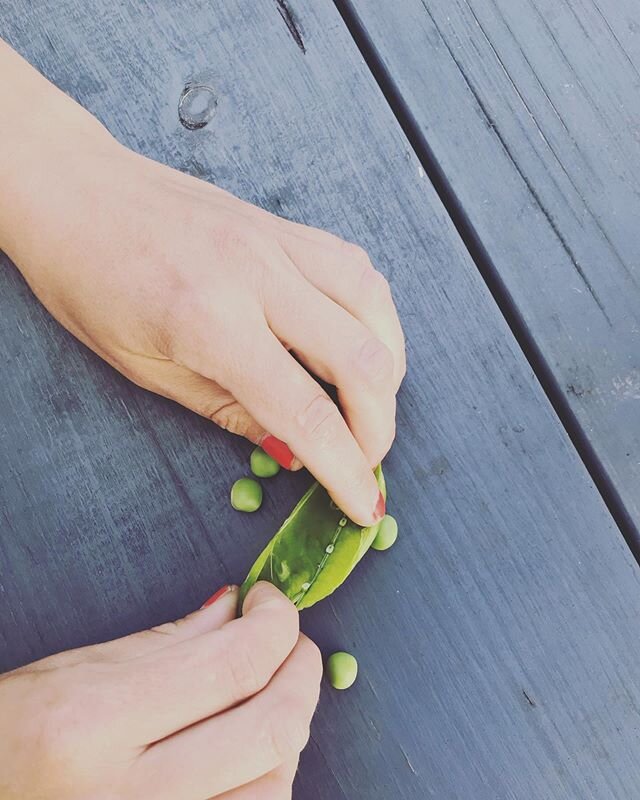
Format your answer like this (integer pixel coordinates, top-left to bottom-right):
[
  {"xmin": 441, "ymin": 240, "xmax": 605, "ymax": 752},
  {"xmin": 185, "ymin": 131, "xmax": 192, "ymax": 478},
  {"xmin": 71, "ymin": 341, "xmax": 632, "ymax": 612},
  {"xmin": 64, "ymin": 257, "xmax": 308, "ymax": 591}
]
[
  {"xmin": 2, "ymin": 2, "xmax": 640, "ymax": 797},
  {"xmin": 345, "ymin": 0, "xmax": 640, "ymax": 548}
]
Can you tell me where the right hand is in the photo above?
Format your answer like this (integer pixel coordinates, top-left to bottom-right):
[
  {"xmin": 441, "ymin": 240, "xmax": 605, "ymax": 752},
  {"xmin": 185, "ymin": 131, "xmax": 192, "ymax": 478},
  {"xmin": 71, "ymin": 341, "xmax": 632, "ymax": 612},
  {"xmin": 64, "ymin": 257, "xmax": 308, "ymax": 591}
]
[{"xmin": 0, "ymin": 583, "xmax": 322, "ymax": 800}]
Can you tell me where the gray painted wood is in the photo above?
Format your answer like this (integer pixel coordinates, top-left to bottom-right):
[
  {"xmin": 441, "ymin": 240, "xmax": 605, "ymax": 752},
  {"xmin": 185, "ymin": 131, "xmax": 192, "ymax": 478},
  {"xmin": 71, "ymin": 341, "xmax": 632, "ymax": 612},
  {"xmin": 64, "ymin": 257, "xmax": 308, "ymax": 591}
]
[
  {"xmin": 2, "ymin": 2, "xmax": 640, "ymax": 797},
  {"xmin": 345, "ymin": 0, "xmax": 640, "ymax": 546}
]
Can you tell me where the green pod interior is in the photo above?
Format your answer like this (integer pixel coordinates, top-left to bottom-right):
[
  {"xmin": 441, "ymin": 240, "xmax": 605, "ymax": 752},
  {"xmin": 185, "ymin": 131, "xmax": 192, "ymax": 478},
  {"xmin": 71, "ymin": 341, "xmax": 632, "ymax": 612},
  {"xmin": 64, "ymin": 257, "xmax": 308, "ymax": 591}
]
[{"xmin": 238, "ymin": 465, "xmax": 386, "ymax": 613}]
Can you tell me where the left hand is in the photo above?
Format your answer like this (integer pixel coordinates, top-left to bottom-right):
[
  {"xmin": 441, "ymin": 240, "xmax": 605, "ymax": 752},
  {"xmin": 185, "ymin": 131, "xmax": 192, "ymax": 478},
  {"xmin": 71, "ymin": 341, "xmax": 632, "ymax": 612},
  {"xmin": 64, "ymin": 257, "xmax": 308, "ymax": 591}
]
[{"xmin": 2, "ymin": 89, "xmax": 405, "ymax": 525}]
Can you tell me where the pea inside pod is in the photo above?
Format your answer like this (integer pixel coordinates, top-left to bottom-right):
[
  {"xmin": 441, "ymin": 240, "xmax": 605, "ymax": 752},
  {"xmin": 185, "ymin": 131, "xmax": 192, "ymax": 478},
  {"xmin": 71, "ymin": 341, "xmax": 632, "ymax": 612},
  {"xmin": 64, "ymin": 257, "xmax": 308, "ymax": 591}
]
[{"xmin": 238, "ymin": 465, "xmax": 386, "ymax": 613}]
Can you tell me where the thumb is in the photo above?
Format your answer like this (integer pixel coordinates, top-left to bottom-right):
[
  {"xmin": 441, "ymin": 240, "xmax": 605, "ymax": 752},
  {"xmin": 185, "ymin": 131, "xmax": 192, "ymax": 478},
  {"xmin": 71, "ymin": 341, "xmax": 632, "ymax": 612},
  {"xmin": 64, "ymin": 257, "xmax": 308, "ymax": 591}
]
[{"xmin": 105, "ymin": 582, "xmax": 299, "ymax": 746}]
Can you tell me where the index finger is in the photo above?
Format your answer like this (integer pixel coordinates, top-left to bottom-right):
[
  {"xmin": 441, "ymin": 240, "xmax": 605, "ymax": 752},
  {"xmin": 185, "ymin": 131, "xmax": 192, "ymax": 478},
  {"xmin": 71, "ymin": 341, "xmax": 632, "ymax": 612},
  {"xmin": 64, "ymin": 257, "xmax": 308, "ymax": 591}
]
[
  {"xmin": 281, "ymin": 233, "xmax": 406, "ymax": 389},
  {"xmin": 111, "ymin": 582, "xmax": 300, "ymax": 744},
  {"xmin": 225, "ymin": 325, "xmax": 384, "ymax": 527},
  {"xmin": 132, "ymin": 634, "xmax": 321, "ymax": 800}
]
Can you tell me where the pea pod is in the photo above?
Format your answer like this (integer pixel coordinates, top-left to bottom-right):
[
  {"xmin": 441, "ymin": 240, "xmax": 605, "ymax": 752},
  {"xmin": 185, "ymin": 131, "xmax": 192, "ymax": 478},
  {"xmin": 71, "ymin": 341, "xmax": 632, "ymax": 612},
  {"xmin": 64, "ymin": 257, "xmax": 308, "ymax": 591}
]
[{"xmin": 238, "ymin": 465, "xmax": 386, "ymax": 612}]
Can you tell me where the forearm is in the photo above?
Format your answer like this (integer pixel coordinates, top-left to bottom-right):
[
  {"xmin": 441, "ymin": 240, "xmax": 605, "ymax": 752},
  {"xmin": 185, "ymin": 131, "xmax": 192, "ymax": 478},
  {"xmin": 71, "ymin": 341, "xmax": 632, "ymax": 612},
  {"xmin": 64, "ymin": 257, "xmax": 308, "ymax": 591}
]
[{"xmin": 0, "ymin": 38, "xmax": 114, "ymax": 261}]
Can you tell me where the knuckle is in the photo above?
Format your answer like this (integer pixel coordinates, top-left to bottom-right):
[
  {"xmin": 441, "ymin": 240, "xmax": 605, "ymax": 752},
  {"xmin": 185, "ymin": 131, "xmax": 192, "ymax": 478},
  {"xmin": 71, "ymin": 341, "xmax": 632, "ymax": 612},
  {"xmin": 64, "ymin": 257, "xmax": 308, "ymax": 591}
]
[
  {"xmin": 269, "ymin": 594, "xmax": 301, "ymax": 643},
  {"xmin": 30, "ymin": 675, "xmax": 91, "ymax": 782},
  {"xmin": 397, "ymin": 348, "xmax": 408, "ymax": 384},
  {"xmin": 347, "ymin": 467, "xmax": 379, "ymax": 506},
  {"xmin": 359, "ymin": 264, "xmax": 392, "ymax": 309},
  {"xmin": 243, "ymin": 585, "xmax": 300, "ymax": 660},
  {"xmin": 210, "ymin": 222, "xmax": 270, "ymax": 285},
  {"xmin": 385, "ymin": 419, "xmax": 397, "ymax": 453},
  {"xmin": 298, "ymin": 637, "xmax": 323, "ymax": 688},
  {"xmin": 296, "ymin": 395, "xmax": 342, "ymax": 446},
  {"xmin": 264, "ymin": 702, "xmax": 312, "ymax": 763},
  {"xmin": 318, "ymin": 229, "xmax": 345, "ymax": 249},
  {"xmin": 208, "ymin": 399, "xmax": 248, "ymax": 436},
  {"xmin": 210, "ymin": 217, "xmax": 249, "ymax": 254},
  {"xmin": 40, "ymin": 685, "xmax": 81, "ymax": 743},
  {"xmin": 260, "ymin": 639, "xmax": 322, "ymax": 764},
  {"xmin": 227, "ymin": 638, "xmax": 268, "ymax": 700},
  {"xmin": 355, "ymin": 338, "xmax": 395, "ymax": 386},
  {"xmin": 279, "ymin": 766, "xmax": 298, "ymax": 800},
  {"xmin": 373, "ymin": 422, "xmax": 396, "ymax": 466},
  {"xmin": 148, "ymin": 620, "xmax": 180, "ymax": 637},
  {"xmin": 155, "ymin": 302, "xmax": 190, "ymax": 364},
  {"xmin": 142, "ymin": 313, "xmax": 176, "ymax": 361},
  {"xmin": 151, "ymin": 274, "xmax": 197, "ymax": 361},
  {"xmin": 342, "ymin": 240, "xmax": 372, "ymax": 268}
]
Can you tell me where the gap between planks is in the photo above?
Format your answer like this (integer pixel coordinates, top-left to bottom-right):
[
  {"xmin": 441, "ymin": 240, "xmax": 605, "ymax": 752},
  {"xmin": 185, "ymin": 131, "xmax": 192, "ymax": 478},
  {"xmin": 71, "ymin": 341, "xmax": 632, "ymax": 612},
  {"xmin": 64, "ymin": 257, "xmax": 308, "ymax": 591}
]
[{"xmin": 333, "ymin": 0, "xmax": 640, "ymax": 563}]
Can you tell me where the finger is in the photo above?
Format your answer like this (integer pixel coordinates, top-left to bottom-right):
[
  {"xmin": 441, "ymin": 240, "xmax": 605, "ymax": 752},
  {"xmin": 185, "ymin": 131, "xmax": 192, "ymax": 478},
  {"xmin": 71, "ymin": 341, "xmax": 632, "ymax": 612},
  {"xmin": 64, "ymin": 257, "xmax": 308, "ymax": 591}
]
[
  {"xmin": 198, "ymin": 181, "xmax": 337, "ymax": 248},
  {"xmin": 95, "ymin": 585, "xmax": 240, "ymax": 661},
  {"xmin": 131, "ymin": 634, "xmax": 321, "ymax": 800},
  {"xmin": 212, "ymin": 758, "xmax": 298, "ymax": 800},
  {"xmin": 196, "ymin": 184, "xmax": 406, "ymax": 390},
  {"xmin": 23, "ymin": 586, "xmax": 240, "ymax": 672},
  {"xmin": 123, "ymin": 355, "xmax": 268, "ymax": 444},
  {"xmin": 210, "ymin": 322, "xmax": 383, "ymax": 526},
  {"xmin": 167, "ymin": 306, "xmax": 383, "ymax": 524},
  {"xmin": 125, "ymin": 350, "xmax": 307, "ymax": 469},
  {"xmin": 113, "ymin": 583, "xmax": 300, "ymax": 744},
  {"xmin": 178, "ymin": 170, "xmax": 399, "ymax": 372},
  {"xmin": 281, "ymin": 234, "xmax": 406, "ymax": 388},
  {"xmin": 266, "ymin": 271, "xmax": 396, "ymax": 468}
]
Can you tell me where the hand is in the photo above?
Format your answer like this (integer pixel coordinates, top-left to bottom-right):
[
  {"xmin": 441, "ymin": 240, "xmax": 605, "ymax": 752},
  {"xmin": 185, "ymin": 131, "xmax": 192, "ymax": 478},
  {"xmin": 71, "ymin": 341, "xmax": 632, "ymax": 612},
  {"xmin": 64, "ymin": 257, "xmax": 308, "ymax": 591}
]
[
  {"xmin": 0, "ymin": 583, "xmax": 322, "ymax": 800},
  {"xmin": 0, "ymin": 63, "xmax": 405, "ymax": 525}
]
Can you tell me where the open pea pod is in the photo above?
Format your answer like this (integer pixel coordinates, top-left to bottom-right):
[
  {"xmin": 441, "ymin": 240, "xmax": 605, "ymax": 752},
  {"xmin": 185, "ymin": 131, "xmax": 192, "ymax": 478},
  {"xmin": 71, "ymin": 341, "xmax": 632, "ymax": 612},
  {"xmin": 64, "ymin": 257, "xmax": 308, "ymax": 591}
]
[{"xmin": 238, "ymin": 465, "xmax": 386, "ymax": 612}]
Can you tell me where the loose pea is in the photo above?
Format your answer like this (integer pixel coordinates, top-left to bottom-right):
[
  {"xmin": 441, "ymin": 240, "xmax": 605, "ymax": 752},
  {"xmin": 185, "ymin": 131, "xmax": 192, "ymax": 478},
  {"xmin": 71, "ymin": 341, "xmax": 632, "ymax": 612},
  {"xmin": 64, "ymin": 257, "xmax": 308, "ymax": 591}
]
[
  {"xmin": 231, "ymin": 478, "xmax": 263, "ymax": 512},
  {"xmin": 371, "ymin": 514, "xmax": 398, "ymax": 551},
  {"xmin": 250, "ymin": 446, "xmax": 280, "ymax": 478},
  {"xmin": 326, "ymin": 651, "xmax": 358, "ymax": 690}
]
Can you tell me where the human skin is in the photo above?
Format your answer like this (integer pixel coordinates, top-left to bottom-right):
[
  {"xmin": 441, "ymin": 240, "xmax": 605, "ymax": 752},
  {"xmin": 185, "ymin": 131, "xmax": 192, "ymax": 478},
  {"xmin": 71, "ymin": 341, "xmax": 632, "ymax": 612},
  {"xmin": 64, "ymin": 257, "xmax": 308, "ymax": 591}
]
[
  {"xmin": 0, "ymin": 37, "xmax": 405, "ymax": 797},
  {"xmin": 0, "ymin": 583, "xmax": 322, "ymax": 799},
  {"xmin": 0, "ymin": 39, "xmax": 405, "ymax": 528}
]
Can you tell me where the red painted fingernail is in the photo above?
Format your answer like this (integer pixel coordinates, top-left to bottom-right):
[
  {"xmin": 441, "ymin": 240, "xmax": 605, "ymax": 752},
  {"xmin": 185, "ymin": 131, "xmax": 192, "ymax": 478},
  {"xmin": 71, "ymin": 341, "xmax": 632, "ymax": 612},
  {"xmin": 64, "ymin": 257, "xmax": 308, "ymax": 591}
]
[
  {"xmin": 201, "ymin": 585, "xmax": 233, "ymax": 609},
  {"xmin": 373, "ymin": 491, "xmax": 386, "ymax": 522},
  {"xmin": 260, "ymin": 435, "xmax": 295, "ymax": 469}
]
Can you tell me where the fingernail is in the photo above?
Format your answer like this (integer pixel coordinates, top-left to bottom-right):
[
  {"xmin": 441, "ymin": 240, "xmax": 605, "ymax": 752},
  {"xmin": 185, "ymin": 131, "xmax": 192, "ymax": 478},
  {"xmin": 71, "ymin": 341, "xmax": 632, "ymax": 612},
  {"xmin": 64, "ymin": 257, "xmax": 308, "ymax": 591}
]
[
  {"xmin": 201, "ymin": 585, "xmax": 235, "ymax": 609},
  {"xmin": 243, "ymin": 582, "xmax": 291, "ymax": 615},
  {"xmin": 260, "ymin": 435, "xmax": 295, "ymax": 469},
  {"xmin": 373, "ymin": 491, "xmax": 386, "ymax": 523}
]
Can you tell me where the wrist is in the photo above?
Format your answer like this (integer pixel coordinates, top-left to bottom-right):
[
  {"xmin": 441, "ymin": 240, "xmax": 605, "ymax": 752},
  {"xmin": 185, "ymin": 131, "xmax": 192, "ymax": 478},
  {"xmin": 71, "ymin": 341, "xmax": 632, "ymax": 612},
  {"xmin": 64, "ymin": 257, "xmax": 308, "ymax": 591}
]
[{"xmin": 0, "ymin": 40, "xmax": 117, "ymax": 258}]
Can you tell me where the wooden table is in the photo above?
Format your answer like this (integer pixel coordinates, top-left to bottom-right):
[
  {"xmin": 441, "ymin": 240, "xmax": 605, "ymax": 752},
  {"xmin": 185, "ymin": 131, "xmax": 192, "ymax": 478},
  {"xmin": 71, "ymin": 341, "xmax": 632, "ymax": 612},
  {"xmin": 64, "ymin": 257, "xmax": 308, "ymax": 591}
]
[{"xmin": 2, "ymin": 2, "xmax": 640, "ymax": 797}]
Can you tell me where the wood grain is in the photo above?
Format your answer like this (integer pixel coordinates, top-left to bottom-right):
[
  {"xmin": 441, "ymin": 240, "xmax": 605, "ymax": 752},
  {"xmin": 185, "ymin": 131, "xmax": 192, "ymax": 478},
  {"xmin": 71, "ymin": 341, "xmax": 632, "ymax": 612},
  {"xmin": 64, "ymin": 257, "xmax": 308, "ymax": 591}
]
[
  {"xmin": 2, "ymin": 2, "xmax": 640, "ymax": 797},
  {"xmin": 345, "ymin": 0, "xmax": 640, "ymax": 549}
]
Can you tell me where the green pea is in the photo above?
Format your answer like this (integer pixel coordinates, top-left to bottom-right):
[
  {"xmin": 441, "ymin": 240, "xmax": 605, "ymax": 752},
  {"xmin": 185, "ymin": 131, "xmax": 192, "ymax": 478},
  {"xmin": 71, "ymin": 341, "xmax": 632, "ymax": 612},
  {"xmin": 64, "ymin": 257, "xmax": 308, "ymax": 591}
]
[
  {"xmin": 371, "ymin": 514, "xmax": 398, "ymax": 550},
  {"xmin": 326, "ymin": 651, "xmax": 358, "ymax": 690},
  {"xmin": 231, "ymin": 478, "xmax": 263, "ymax": 512},
  {"xmin": 250, "ymin": 447, "xmax": 280, "ymax": 478},
  {"xmin": 238, "ymin": 465, "xmax": 386, "ymax": 612}
]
